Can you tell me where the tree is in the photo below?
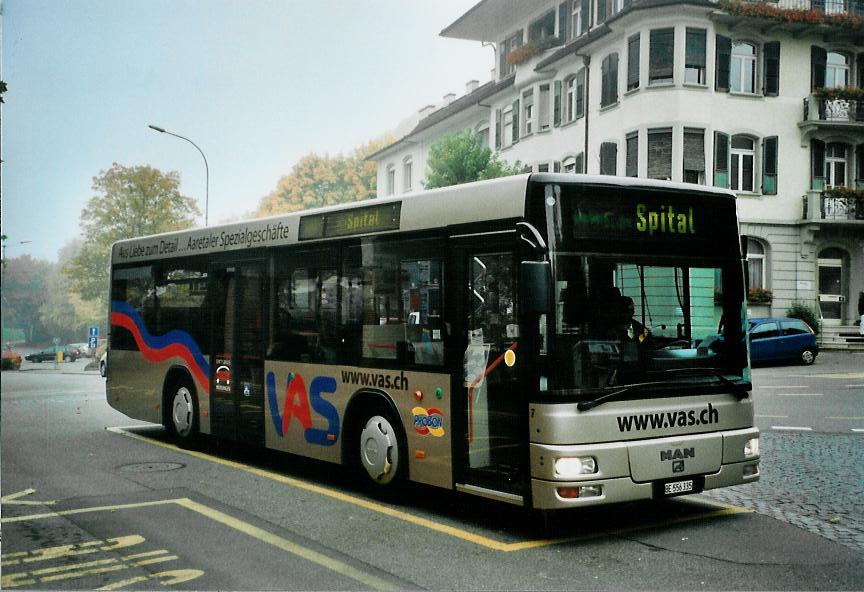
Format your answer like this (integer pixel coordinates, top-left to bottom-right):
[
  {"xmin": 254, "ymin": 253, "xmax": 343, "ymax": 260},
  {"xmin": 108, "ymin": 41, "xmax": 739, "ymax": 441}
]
[
  {"xmin": 65, "ymin": 163, "xmax": 200, "ymax": 302},
  {"xmin": 40, "ymin": 241, "xmax": 104, "ymax": 342},
  {"xmin": 2, "ymin": 255, "xmax": 54, "ymax": 343},
  {"xmin": 256, "ymin": 137, "xmax": 393, "ymax": 216},
  {"xmin": 423, "ymin": 130, "xmax": 524, "ymax": 189}
]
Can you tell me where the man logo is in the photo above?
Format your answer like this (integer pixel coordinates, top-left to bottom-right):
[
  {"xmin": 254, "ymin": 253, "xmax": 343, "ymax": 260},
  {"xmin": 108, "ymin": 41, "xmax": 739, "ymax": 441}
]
[{"xmin": 660, "ymin": 447, "xmax": 695, "ymax": 462}]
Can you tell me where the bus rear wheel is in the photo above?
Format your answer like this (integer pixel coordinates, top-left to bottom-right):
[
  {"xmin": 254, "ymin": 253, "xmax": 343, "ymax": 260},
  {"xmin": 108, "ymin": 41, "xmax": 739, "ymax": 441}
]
[
  {"xmin": 167, "ymin": 379, "xmax": 199, "ymax": 446},
  {"xmin": 358, "ymin": 408, "xmax": 405, "ymax": 489}
]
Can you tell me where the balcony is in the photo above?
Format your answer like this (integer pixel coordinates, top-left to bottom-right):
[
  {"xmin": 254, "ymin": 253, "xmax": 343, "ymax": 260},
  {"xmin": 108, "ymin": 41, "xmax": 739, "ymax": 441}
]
[
  {"xmin": 714, "ymin": 0, "xmax": 862, "ymax": 38},
  {"xmin": 799, "ymin": 92, "xmax": 864, "ymax": 139},
  {"xmin": 804, "ymin": 187, "xmax": 864, "ymax": 223}
]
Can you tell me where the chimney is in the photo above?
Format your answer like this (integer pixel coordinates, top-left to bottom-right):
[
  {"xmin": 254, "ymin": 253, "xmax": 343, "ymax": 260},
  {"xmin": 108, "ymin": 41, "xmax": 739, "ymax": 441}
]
[
  {"xmin": 465, "ymin": 80, "xmax": 480, "ymax": 94},
  {"xmin": 418, "ymin": 104, "xmax": 437, "ymax": 118},
  {"xmin": 443, "ymin": 93, "xmax": 456, "ymax": 105}
]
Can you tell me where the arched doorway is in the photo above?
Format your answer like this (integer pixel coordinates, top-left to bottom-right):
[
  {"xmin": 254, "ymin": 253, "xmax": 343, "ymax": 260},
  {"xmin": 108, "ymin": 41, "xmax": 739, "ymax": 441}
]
[{"xmin": 818, "ymin": 247, "xmax": 847, "ymax": 325}]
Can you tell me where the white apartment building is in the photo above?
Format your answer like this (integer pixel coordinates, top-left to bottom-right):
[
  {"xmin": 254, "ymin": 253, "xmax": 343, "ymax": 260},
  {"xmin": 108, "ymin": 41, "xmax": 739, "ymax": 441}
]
[{"xmin": 370, "ymin": 0, "xmax": 864, "ymax": 335}]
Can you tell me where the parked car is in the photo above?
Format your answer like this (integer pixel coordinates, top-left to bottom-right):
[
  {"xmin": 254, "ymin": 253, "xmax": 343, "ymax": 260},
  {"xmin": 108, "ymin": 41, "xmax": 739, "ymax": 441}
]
[
  {"xmin": 69, "ymin": 343, "xmax": 94, "ymax": 358},
  {"xmin": 748, "ymin": 317, "xmax": 818, "ymax": 366},
  {"xmin": 100, "ymin": 351, "xmax": 107, "ymax": 377},
  {"xmin": 24, "ymin": 345, "xmax": 79, "ymax": 363}
]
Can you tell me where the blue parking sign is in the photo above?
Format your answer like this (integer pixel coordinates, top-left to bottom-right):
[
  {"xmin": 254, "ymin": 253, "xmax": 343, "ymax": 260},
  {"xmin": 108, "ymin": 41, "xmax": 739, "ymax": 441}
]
[
  {"xmin": 89, "ymin": 326, "xmax": 99, "ymax": 338},
  {"xmin": 88, "ymin": 336, "xmax": 98, "ymax": 349}
]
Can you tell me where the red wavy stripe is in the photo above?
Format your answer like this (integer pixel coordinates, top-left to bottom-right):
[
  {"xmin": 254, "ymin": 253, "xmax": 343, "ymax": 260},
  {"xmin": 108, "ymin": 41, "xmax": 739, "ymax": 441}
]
[{"xmin": 112, "ymin": 312, "xmax": 210, "ymax": 393}]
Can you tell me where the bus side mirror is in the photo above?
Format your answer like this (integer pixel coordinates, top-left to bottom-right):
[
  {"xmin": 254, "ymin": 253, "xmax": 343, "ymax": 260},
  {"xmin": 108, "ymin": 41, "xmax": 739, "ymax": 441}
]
[{"xmin": 520, "ymin": 261, "xmax": 551, "ymax": 315}]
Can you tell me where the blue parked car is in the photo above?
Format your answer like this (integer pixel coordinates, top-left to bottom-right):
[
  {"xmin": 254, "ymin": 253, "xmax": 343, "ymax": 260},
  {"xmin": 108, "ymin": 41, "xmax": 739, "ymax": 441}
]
[{"xmin": 748, "ymin": 317, "xmax": 819, "ymax": 366}]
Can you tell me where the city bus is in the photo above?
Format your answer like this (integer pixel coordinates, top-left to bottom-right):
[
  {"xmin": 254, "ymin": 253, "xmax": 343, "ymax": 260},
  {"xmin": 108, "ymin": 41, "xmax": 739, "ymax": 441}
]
[{"xmin": 107, "ymin": 173, "xmax": 760, "ymax": 509}]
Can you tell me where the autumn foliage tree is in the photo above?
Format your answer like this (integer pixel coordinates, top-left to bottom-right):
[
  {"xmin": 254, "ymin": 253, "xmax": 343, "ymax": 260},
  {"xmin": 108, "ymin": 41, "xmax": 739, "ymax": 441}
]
[
  {"xmin": 255, "ymin": 138, "xmax": 392, "ymax": 216},
  {"xmin": 66, "ymin": 163, "xmax": 200, "ymax": 303}
]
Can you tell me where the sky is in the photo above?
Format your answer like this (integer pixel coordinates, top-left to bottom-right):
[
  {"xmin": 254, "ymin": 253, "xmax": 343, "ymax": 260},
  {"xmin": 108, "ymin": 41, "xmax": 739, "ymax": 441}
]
[{"xmin": 0, "ymin": 0, "xmax": 493, "ymax": 262}]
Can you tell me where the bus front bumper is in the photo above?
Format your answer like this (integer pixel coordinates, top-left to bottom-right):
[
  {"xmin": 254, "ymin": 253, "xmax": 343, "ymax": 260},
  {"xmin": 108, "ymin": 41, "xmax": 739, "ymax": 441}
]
[{"xmin": 531, "ymin": 459, "xmax": 759, "ymax": 509}]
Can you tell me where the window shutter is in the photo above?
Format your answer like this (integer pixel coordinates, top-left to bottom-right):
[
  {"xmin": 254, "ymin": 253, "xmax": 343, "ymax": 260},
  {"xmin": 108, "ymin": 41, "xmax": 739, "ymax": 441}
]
[
  {"xmin": 554, "ymin": 80, "xmax": 562, "ymax": 126},
  {"xmin": 602, "ymin": 53, "xmax": 619, "ymax": 107},
  {"xmin": 714, "ymin": 131, "xmax": 730, "ymax": 188},
  {"xmin": 626, "ymin": 133, "xmax": 638, "ymax": 177},
  {"xmin": 627, "ymin": 34, "xmax": 640, "ymax": 91},
  {"xmin": 811, "ymin": 46, "xmax": 827, "ymax": 91},
  {"xmin": 575, "ymin": 152, "xmax": 584, "ymax": 174},
  {"xmin": 559, "ymin": 2, "xmax": 570, "ymax": 44},
  {"xmin": 597, "ymin": 0, "xmax": 607, "ymax": 24},
  {"xmin": 764, "ymin": 42, "xmax": 780, "ymax": 97},
  {"xmin": 811, "ymin": 139, "xmax": 825, "ymax": 190},
  {"xmin": 575, "ymin": 69, "xmax": 585, "ymax": 117},
  {"xmin": 762, "ymin": 136, "xmax": 778, "ymax": 195},
  {"xmin": 649, "ymin": 28, "xmax": 675, "ymax": 83},
  {"xmin": 715, "ymin": 35, "xmax": 731, "ymax": 92},
  {"xmin": 685, "ymin": 29, "xmax": 706, "ymax": 72},
  {"xmin": 580, "ymin": 0, "xmax": 590, "ymax": 34},
  {"xmin": 858, "ymin": 52, "xmax": 864, "ymax": 88},
  {"xmin": 856, "ymin": 144, "xmax": 864, "ymax": 185},
  {"xmin": 554, "ymin": 160, "xmax": 562, "ymax": 173},
  {"xmin": 647, "ymin": 128, "xmax": 673, "ymax": 180},
  {"xmin": 683, "ymin": 128, "xmax": 706, "ymax": 173},
  {"xmin": 600, "ymin": 142, "xmax": 617, "ymax": 175},
  {"xmin": 495, "ymin": 109, "xmax": 502, "ymax": 150},
  {"xmin": 512, "ymin": 99, "xmax": 520, "ymax": 144}
]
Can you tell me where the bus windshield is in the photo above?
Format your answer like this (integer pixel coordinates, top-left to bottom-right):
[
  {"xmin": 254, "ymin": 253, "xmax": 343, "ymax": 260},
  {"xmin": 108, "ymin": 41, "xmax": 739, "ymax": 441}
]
[
  {"xmin": 543, "ymin": 254, "xmax": 748, "ymax": 397},
  {"xmin": 534, "ymin": 181, "xmax": 749, "ymax": 399}
]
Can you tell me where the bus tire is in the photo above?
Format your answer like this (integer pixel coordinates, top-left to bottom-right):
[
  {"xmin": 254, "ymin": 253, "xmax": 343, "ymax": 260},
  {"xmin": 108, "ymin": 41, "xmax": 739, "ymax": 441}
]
[
  {"xmin": 356, "ymin": 404, "xmax": 406, "ymax": 491},
  {"xmin": 166, "ymin": 378, "xmax": 199, "ymax": 447}
]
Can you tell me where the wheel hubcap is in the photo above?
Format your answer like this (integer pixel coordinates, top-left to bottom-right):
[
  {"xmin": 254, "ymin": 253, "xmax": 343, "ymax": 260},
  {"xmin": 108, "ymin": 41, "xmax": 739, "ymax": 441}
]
[
  {"xmin": 802, "ymin": 350, "xmax": 814, "ymax": 364},
  {"xmin": 360, "ymin": 415, "xmax": 397, "ymax": 484},
  {"xmin": 172, "ymin": 387, "xmax": 194, "ymax": 437}
]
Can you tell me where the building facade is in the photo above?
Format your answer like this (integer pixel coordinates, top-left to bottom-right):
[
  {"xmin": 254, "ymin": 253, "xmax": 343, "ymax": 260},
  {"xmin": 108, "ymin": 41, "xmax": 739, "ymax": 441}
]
[{"xmin": 370, "ymin": 0, "xmax": 863, "ymax": 329}]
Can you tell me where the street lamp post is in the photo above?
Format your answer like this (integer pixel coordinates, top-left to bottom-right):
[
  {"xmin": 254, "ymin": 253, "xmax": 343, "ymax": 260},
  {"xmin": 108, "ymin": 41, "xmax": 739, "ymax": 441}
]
[{"xmin": 148, "ymin": 124, "xmax": 210, "ymax": 226}]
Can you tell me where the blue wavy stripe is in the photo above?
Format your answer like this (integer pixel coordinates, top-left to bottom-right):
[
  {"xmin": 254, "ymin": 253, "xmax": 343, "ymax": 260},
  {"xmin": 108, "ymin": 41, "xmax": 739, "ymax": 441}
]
[{"xmin": 111, "ymin": 300, "xmax": 211, "ymax": 377}]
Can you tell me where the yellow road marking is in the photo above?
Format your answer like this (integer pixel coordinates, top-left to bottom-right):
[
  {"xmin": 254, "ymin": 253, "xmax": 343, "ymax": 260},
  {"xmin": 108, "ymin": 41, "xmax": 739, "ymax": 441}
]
[
  {"xmin": 175, "ymin": 498, "xmax": 399, "ymax": 590},
  {"xmin": 1, "ymin": 488, "xmax": 56, "ymax": 506},
  {"xmin": 105, "ymin": 426, "xmax": 752, "ymax": 552},
  {"xmin": 1, "ymin": 535, "xmax": 144, "ymax": 566},
  {"xmin": 2, "ymin": 497, "xmax": 397, "ymax": 590},
  {"xmin": 97, "ymin": 569, "xmax": 205, "ymax": 590}
]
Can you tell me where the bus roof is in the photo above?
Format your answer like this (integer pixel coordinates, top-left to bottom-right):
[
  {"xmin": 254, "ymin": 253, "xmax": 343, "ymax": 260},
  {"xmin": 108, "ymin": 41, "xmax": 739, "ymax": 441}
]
[{"xmin": 111, "ymin": 174, "xmax": 736, "ymax": 265}]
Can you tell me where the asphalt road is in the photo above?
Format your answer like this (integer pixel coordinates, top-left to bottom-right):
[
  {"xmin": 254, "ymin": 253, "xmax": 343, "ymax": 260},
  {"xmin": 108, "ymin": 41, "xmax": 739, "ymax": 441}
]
[
  {"xmin": 2, "ymin": 357, "xmax": 862, "ymax": 591},
  {"xmin": 751, "ymin": 351, "xmax": 864, "ymax": 434}
]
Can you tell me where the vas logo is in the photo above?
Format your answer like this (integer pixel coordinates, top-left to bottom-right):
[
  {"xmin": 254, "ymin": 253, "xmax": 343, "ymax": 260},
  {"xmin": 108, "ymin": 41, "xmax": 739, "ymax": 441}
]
[{"xmin": 660, "ymin": 447, "xmax": 695, "ymax": 474}]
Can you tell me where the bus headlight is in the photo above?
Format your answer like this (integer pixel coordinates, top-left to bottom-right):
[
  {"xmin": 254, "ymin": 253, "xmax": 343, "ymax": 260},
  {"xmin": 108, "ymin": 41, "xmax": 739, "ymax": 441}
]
[
  {"xmin": 554, "ymin": 456, "xmax": 597, "ymax": 478},
  {"xmin": 744, "ymin": 437, "xmax": 760, "ymax": 458}
]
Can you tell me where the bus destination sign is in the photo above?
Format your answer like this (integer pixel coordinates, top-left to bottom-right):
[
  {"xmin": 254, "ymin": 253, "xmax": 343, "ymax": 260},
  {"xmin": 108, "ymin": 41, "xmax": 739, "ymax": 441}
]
[{"xmin": 299, "ymin": 202, "xmax": 401, "ymax": 241}]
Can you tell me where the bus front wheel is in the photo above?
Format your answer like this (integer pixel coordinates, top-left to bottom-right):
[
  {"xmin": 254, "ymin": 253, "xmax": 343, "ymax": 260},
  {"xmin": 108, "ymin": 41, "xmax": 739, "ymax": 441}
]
[
  {"xmin": 167, "ymin": 379, "xmax": 199, "ymax": 446},
  {"xmin": 358, "ymin": 408, "xmax": 405, "ymax": 489}
]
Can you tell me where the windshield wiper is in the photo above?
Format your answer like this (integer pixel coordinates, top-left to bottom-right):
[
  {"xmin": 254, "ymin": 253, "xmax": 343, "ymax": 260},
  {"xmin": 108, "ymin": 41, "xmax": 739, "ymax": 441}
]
[
  {"xmin": 577, "ymin": 381, "xmax": 669, "ymax": 411},
  {"xmin": 576, "ymin": 370, "xmax": 751, "ymax": 412},
  {"xmin": 653, "ymin": 368, "xmax": 751, "ymax": 399}
]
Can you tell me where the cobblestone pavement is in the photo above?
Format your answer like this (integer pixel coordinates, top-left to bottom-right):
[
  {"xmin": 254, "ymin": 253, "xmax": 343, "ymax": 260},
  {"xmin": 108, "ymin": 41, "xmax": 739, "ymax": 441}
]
[{"xmin": 704, "ymin": 431, "xmax": 864, "ymax": 553}]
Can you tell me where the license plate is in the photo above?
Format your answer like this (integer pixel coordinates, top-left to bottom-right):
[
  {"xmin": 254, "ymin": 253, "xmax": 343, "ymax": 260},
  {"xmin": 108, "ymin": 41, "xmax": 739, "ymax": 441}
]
[{"xmin": 663, "ymin": 480, "xmax": 694, "ymax": 496}]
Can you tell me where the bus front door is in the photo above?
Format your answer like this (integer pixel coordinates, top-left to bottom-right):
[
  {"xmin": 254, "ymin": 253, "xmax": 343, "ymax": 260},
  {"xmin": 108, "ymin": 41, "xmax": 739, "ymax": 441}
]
[
  {"xmin": 209, "ymin": 259, "xmax": 268, "ymax": 443},
  {"xmin": 454, "ymin": 245, "xmax": 527, "ymax": 502}
]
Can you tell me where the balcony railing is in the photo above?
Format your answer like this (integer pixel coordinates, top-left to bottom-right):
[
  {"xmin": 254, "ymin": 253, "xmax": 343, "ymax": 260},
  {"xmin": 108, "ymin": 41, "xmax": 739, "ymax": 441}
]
[
  {"xmin": 822, "ymin": 195, "xmax": 864, "ymax": 220},
  {"xmin": 803, "ymin": 96, "xmax": 864, "ymax": 123},
  {"xmin": 804, "ymin": 187, "xmax": 864, "ymax": 221},
  {"xmin": 725, "ymin": 0, "xmax": 864, "ymax": 16}
]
